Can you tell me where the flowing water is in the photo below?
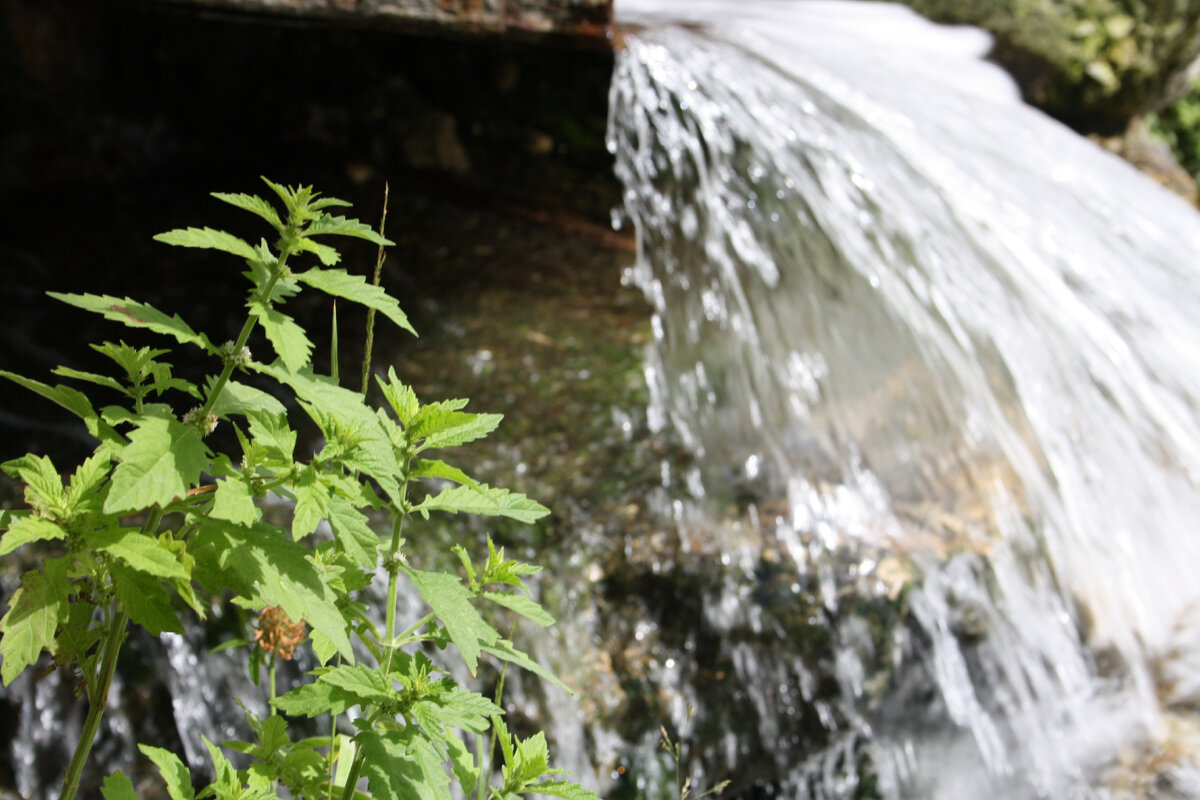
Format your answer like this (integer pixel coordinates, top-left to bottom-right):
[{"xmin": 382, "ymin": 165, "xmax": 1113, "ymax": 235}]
[
  {"xmin": 606, "ymin": 0, "xmax": 1200, "ymax": 797},
  {"xmin": 6, "ymin": 2, "xmax": 1200, "ymax": 798}
]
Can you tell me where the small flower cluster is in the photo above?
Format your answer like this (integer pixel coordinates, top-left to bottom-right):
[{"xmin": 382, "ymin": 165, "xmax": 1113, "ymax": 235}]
[
  {"xmin": 253, "ymin": 606, "xmax": 307, "ymax": 660},
  {"xmin": 219, "ymin": 339, "xmax": 253, "ymax": 368},
  {"xmin": 181, "ymin": 406, "xmax": 218, "ymax": 436}
]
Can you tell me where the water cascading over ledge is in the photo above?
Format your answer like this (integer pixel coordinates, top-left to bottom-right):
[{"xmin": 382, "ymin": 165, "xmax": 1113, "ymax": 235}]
[
  {"xmin": 3, "ymin": 1, "xmax": 1200, "ymax": 798},
  {"xmin": 606, "ymin": 0, "xmax": 1200, "ymax": 797}
]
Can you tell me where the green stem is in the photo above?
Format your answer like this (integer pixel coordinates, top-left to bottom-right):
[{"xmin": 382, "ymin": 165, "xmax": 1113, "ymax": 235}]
[
  {"xmin": 360, "ymin": 183, "xmax": 389, "ymax": 396},
  {"xmin": 201, "ymin": 240, "xmax": 295, "ymax": 418},
  {"xmin": 338, "ymin": 749, "xmax": 367, "ymax": 800},
  {"xmin": 381, "ymin": 510, "xmax": 408, "ymax": 676},
  {"xmin": 391, "ymin": 612, "xmax": 435, "ymax": 650},
  {"xmin": 60, "ymin": 605, "xmax": 129, "ymax": 800},
  {"xmin": 268, "ymin": 654, "xmax": 277, "ymax": 716},
  {"xmin": 480, "ymin": 620, "xmax": 517, "ymax": 800}
]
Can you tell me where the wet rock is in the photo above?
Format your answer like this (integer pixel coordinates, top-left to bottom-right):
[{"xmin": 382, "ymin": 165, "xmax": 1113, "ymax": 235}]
[{"xmin": 880, "ymin": 0, "xmax": 1200, "ymax": 133}]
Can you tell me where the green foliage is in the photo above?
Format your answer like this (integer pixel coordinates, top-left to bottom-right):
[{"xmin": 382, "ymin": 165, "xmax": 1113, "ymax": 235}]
[
  {"xmin": 0, "ymin": 179, "xmax": 596, "ymax": 800},
  {"xmin": 1148, "ymin": 76, "xmax": 1200, "ymax": 182}
]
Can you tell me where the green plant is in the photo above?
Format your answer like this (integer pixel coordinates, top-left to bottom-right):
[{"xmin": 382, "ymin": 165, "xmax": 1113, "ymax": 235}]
[
  {"xmin": 659, "ymin": 709, "xmax": 727, "ymax": 800},
  {"xmin": 1148, "ymin": 76, "xmax": 1200, "ymax": 182},
  {"xmin": 0, "ymin": 178, "xmax": 598, "ymax": 800}
]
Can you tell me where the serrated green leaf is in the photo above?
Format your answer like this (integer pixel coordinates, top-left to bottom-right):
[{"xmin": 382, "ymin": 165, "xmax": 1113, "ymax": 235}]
[
  {"xmin": 48, "ymin": 293, "xmax": 212, "ymax": 351},
  {"xmin": 212, "ymin": 191, "xmax": 284, "ymax": 232},
  {"xmin": 212, "ymin": 477, "xmax": 260, "ymax": 527},
  {"xmin": 52, "ymin": 365, "xmax": 127, "ymax": 393},
  {"xmin": 529, "ymin": 780, "xmax": 603, "ymax": 800},
  {"xmin": 412, "ymin": 460, "xmax": 482, "ymax": 492},
  {"xmin": 202, "ymin": 734, "xmax": 240, "ymax": 790},
  {"xmin": 294, "ymin": 236, "xmax": 342, "ymax": 266},
  {"xmin": 66, "ymin": 450, "xmax": 114, "ymax": 508},
  {"xmin": 87, "ymin": 528, "xmax": 189, "ymax": 580},
  {"xmin": 320, "ymin": 663, "xmax": 394, "ymax": 703},
  {"xmin": 307, "ymin": 195, "xmax": 353, "ymax": 211},
  {"xmin": 358, "ymin": 729, "xmax": 451, "ymax": 800},
  {"xmin": 451, "ymin": 545, "xmax": 477, "ymax": 589},
  {"xmin": 243, "ymin": 408, "xmax": 295, "ymax": 462},
  {"xmin": 481, "ymin": 639, "xmax": 569, "ymax": 692},
  {"xmin": 209, "ymin": 379, "xmax": 288, "ymax": 419},
  {"xmin": 0, "ymin": 561, "xmax": 69, "ymax": 686},
  {"xmin": 294, "ymin": 267, "xmax": 416, "ymax": 337},
  {"xmin": 248, "ymin": 712, "xmax": 290, "ymax": 760},
  {"xmin": 406, "ymin": 569, "xmax": 498, "ymax": 675},
  {"xmin": 261, "ymin": 176, "xmax": 294, "ymax": 211},
  {"xmin": 408, "ymin": 403, "xmax": 500, "ymax": 452},
  {"xmin": 53, "ymin": 599, "xmax": 102, "ymax": 668},
  {"xmin": 148, "ymin": 363, "xmax": 200, "ymax": 399},
  {"xmin": 274, "ymin": 678, "xmax": 363, "ymax": 717},
  {"xmin": 101, "ymin": 771, "xmax": 138, "ymax": 800},
  {"xmin": 514, "ymin": 732, "xmax": 551, "ymax": 784},
  {"xmin": 414, "ymin": 483, "xmax": 549, "ymax": 524},
  {"xmin": 6, "ymin": 453, "xmax": 66, "ymax": 514},
  {"xmin": 104, "ymin": 414, "xmax": 210, "ymax": 514},
  {"xmin": 447, "ymin": 734, "xmax": 479, "ymax": 798},
  {"xmin": 251, "ymin": 302, "xmax": 312, "ymax": 373},
  {"xmin": 257, "ymin": 363, "xmax": 401, "ymax": 502},
  {"xmin": 306, "ymin": 213, "xmax": 393, "ymax": 246},
  {"xmin": 377, "ymin": 367, "xmax": 420, "ymax": 426},
  {"xmin": 428, "ymin": 687, "xmax": 503, "ymax": 733},
  {"xmin": 111, "ymin": 562, "xmax": 183, "ymax": 635},
  {"xmin": 482, "ymin": 592, "xmax": 555, "ymax": 627},
  {"xmin": 154, "ymin": 226, "xmax": 259, "ymax": 262},
  {"xmin": 494, "ymin": 717, "xmax": 516, "ymax": 770},
  {"xmin": 326, "ymin": 494, "xmax": 379, "ymax": 567},
  {"xmin": 139, "ymin": 745, "xmax": 196, "ymax": 800},
  {"xmin": 290, "ymin": 467, "xmax": 329, "ymax": 541},
  {"xmin": 0, "ymin": 516, "xmax": 66, "ymax": 557},
  {"xmin": 190, "ymin": 519, "xmax": 353, "ymax": 661},
  {"xmin": 0, "ymin": 372, "xmax": 121, "ymax": 452}
]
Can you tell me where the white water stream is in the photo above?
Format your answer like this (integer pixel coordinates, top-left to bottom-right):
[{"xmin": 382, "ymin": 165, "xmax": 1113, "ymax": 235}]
[
  {"xmin": 609, "ymin": 1, "xmax": 1200, "ymax": 796},
  {"xmin": 7, "ymin": 3, "xmax": 1200, "ymax": 798}
]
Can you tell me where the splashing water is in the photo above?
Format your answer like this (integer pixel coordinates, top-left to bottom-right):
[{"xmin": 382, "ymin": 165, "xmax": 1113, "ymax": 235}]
[{"xmin": 609, "ymin": 0, "xmax": 1200, "ymax": 796}]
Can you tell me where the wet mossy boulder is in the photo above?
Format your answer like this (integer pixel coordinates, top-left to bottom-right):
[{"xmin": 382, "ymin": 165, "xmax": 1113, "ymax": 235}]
[{"xmin": 885, "ymin": 0, "xmax": 1200, "ymax": 133}]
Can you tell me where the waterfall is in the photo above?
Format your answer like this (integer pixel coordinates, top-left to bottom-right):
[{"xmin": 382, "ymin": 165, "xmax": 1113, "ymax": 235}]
[{"xmin": 608, "ymin": 1, "xmax": 1200, "ymax": 797}]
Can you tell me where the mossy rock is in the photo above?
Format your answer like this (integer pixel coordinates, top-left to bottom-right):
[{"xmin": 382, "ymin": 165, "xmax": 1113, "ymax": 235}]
[{"xmin": 882, "ymin": 0, "xmax": 1200, "ymax": 133}]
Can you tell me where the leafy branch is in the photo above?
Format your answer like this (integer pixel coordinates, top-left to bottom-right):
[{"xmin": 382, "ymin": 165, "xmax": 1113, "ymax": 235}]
[{"xmin": 0, "ymin": 179, "xmax": 598, "ymax": 800}]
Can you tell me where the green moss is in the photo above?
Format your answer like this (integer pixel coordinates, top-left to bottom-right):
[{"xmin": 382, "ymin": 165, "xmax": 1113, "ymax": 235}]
[{"xmin": 1148, "ymin": 75, "xmax": 1200, "ymax": 183}]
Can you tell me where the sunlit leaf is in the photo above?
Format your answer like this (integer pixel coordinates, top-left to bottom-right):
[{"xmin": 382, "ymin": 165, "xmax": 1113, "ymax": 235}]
[
  {"xmin": 104, "ymin": 413, "xmax": 210, "ymax": 514},
  {"xmin": 111, "ymin": 563, "xmax": 183, "ymax": 635},
  {"xmin": 406, "ymin": 568, "xmax": 498, "ymax": 675},
  {"xmin": 294, "ymin": 267, "xmax": 416, "ymax": 337},
  {"xmin": 154, "ymin": 226, "xmax": 259, "ymax": 262},
  {"xmin": 0, "ymin": 560, "xmax": 70, "ymax": 686},
  {"xmin": 86, "ymin": 527, "xmax": 189, "ymax": 580},
  {"xmin": 48, "ymin": 293, "xmax": 212, "ymax": 352},
  {"xmin": 212, "ymin": 191, "xmax": 284, "ymax": 232}
]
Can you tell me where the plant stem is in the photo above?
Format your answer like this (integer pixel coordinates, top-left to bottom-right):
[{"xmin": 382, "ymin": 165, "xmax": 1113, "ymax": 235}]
[
  {"xmin": 60, "ymin": 605, "xmax": 129, "ymax": 800},
  {"xmin": 200, "ymin": 241, "xmax": 294, "ymax": 418},
  {"xmin": 480, "ymin": 620, "xmax": 517, "ymax": 800},
  {"xmin": 360, "ymin": 183, "xmax": 389, "ymax": 396},
  {"xmin": 268, "ymin": 654, "xmax": 277, "ymax": 716},
  {"xmin": 381, "ymin": 509, "xmax": 408, "ymax": 676},
  {"xmin": 338, "ymin": 749, "xmax": 367, "ymax": 800}
]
